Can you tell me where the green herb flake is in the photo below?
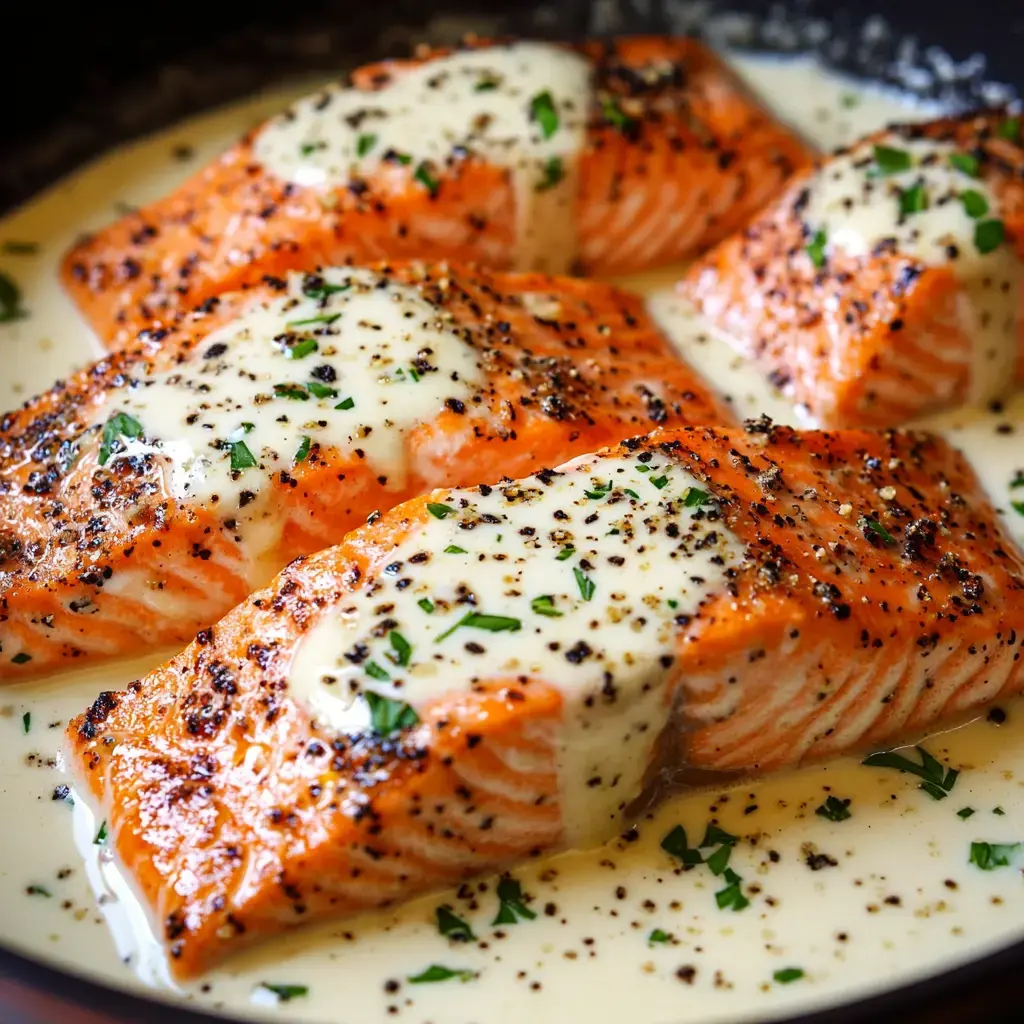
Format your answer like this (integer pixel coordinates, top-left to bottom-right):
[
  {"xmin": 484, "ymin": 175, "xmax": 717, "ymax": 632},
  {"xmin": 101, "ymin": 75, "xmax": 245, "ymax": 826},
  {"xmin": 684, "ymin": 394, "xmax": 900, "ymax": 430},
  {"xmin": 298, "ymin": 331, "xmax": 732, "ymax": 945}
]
[
  {"xmin": 573, "ymin": 567, "xmax": 595, "ymax": 602},
  {"xmin": 806, "ymin": 229, "xmax": 828, "ymax": 269},
  {"xmin": 275, "ymin": 382, "xmax": 309, "ymax": 401},
  {"xmin": 258, "ymin": 984, "xmax": 309, "ymax": 1002},
  {"xmin": 815, "ymin": 795, "xmax": 852, "ymax": 822},
  {"xmin": 229, "ymin": 439, "xmax": 258, "ymax": 472},
  {"xmin": 335, "ymin": 396, "xmax": 355, "ymax": 410},
  {"xmin": 530, "ymin": 91, "xmax": 559, "ymax": 139},
  {"xmin": 356, "ymin": 133, "xmax": 378, "ymax": 157},
  {"xmin": 773, "ymin": 968, "xmax": 805, "ymax": 984},
  {"xmin": 414, "ymin": 162, "xmax": 440, "ymax": 198},
  {"xmin": 93, "ymin": 820, "xmax": 108, "ymax": 845},
  {"xmin": 624, "ymin": 488, "xmax": 640, "ymax": 500},
  {"xmin": 364, "ymin": 661, "xmax": 390, "ymax": 682},
  {"xmin": 556, "ymin": 547, "xmax": 575, "ymax": 561},
  {"xmin": 1012, "ymin": 500, "xmax": 1024, "ymax": 518},
  {"xmin": 997, "ymin": 116, "xmax": 1021, "ymax": 141},
  {"xmin": 386, "ymin": 630, "xmax": 412, "ymax": 668},
  {"xmin": 861, "ymin": 745, "xmax": 959, "ymax": 800},
  {"xmin": 304, "ymin": 381, "xmax": 337, "ymax": 399},
  {"xmin": 408, "ymin": 965, "xmax": 477, "ymax": 985},
  {"xmin": 648, "ymin": 929, "xmax": 671, "ymax": 944},
  {"xmin": 960, "ymin": 190, "xmax": 989, "ymax": 219},
  {"xmin": 436, "ymin": 905, "xmax": 476, "ymax": 942},
  {"xmin": 699, "ymin": 824, "xmax": 738, "ymax": 848},
  {"xmin": 435, "ymin": 612, "xmax": 522, "ymax": 644},
  {"xmin": 957, "ymin": 807, "xmax": 976, "ymax": 819},
  {"xmin": 294, "ymin": 436, "xmax": 312, "ymax": 464},
  {"xmin": 0, "ymin": 271, "xmax": 27, "ymax": 323},
  {"xmin": 601, "ymin": 96, "xmax": 635, "ymax": 133},
  {"xmin": 660, "ymin": 825, "xmax": 702, "ymax": 867},
  {"xmin": 284, "ymin": 337, "xmax": 319, "ymax": 359},
  {"xmin": 474, "ymin": 78, "xmax": 499, "ymax": 92},
  {"xmin": 98, "ymin": 411, "xmax": 144, "ymax": 466},
  {"xmin": 530, "ymin": 595, "xmax": 563, "ymax": 618},
  {"xmin": 994, "ymin": 806, "xmax": 1006, "ymax": 816},
  {"xmin": 301, "ymin": 280, "xmax": 350, "ymax": 300},
  {"xmin": 859, "ymin": 515, "xmax": 895, "ymax": 546},
  {"xmin": 537, "ymin": 156, "xmax": 564, "ymax": 192},
  {"xmin": 11, "ymin": 653, "xmax": 32, "ymax": 665},
  {"xmin": 714, "ymin": 868, "xmax": 750, "ymax": 911},
  {"xmin": 2, "ymin": 240, "xmax": 39, "ymax": 255},
  {"xmin": 427, "ymin": 502, "xmax": 456, "ymax": 520},
  {"xmin": 898, "ymin": 182, "xmax": 928, "ymax": 216},
  {"xmin": 683, "ymin": 488, "xmax": 711, "ymax": 507},
  {"xmin": 26, "ymin": 885, "xmax": 51, "ymax": 897},
  {"xmin": 444, "ymin": 544, "xmax": 468, "ymax": 554},
  {"xmin": 21, "ymin": 712, "xmax": 30, "ymax": 734},
  {"xmin": 365, "ymin": 691, "xmax": 419, "ymax": 735},
  {"xmin": 418, "ymin": 598, "xmax": 435, "ymax": 614},
  {"xmin": 650, "ymin": 475, "xmax": 669, "ymax": 490},
  {"xmin": 299, "ymin": 142, "xmax": 320, "ymax": 157},
  {"xmin": 492, "ymin": 876, "xmax": 536, "ymax": 925},
  {"xmin": 969, "ymin": 840, "xmax": 1024, "ymax": 871},
  {"xmin": 667, "ymin": 599, "xmax": 679, "ymax": 610},
  {"xmin": 871, "ymin": 144, "xmax": 913, "ymax": 176},
  {"xmin": 286, "ymin": 314, "xmax": 339, "ymax": 330},
  {"xmin": 704, "ymin": 844, "xmax": 732, "ymax": 876},
  {"xmin": 948, "ymin": 152, "xmax": 980, "ymax": 177},
  {"xmin": 975, "ymin": 218, "xmax": 1006, "ymax": 254}
]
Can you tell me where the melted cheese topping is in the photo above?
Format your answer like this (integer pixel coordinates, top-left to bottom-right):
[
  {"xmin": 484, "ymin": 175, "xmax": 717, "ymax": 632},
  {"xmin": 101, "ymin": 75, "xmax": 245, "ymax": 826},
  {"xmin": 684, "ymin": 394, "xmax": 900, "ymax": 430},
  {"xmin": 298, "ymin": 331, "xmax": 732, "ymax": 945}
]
[
  {"xmin": 102, "ymin": 267, "xmax": 484, "ymax": 559},
  {"xmin": 288, "ymin": 448, "xmax": 746, "ymax": 847},
  {"xmin": 253, "ymin": 43, "xmax": 591, "ymax": 272},
  {"xmin": 803, "ymin": 135, "xmax": 1023, "ymax": 403}
]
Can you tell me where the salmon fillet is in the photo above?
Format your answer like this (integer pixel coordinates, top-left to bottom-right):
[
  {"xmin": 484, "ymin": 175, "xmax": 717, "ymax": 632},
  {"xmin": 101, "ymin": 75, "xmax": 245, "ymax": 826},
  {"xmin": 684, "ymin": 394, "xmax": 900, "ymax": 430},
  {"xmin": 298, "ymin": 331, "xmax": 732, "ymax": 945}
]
[
  {"xmin": 0, "ymin": 262, "xmax": 728, "ymax": 679},
  {"xmin": 682, "ymin": 109, "xmax": 1024, "ymax": 427},
  {"xmin": 62, "ymin": 36, "xmax": 812, "ymax": 350},
  {"xmin": 67, "ymin": 421, "xmax": 1024, "ymax": 978}
]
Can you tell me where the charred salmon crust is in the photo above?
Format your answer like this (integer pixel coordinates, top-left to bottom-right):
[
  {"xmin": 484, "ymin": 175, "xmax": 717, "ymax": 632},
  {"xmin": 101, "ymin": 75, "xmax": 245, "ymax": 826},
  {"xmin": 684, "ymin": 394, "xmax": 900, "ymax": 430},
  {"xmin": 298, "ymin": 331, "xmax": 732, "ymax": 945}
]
[
  {"xmin": 61, "ymin": 36, "xmax": 812, "ymax": 350},
  {"xmin": 682, "ymin": 108, "xmax": 1024, "ymax": 427},
  {"xmin": 68, "ymin": 422, "xmax": 1024, "ymax": 978},
  {"xmin": 0, "ymin": 262, "xmax": 729, "ymax": 679}
]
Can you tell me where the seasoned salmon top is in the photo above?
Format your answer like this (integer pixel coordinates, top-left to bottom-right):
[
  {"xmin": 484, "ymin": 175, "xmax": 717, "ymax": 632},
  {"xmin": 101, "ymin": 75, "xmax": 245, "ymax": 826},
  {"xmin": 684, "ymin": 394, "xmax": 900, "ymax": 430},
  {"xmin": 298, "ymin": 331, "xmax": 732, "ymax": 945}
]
[
  {"xmin": 67, "ymin": 423, "xmax": 1024, "ymax": 979},
  {"xmin": 0, "ymin": 263, "xmax": 727, "ymax": 679},
  {"xmin": 61, "ymin": 36, "xmax": 812, "ymax": 349}
]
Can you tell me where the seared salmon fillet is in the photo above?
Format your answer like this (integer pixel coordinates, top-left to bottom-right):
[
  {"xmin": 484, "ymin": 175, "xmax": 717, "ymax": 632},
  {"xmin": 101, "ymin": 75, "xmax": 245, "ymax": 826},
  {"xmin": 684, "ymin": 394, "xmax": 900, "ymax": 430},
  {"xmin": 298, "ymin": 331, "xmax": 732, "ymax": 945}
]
[
  {"xmin": 682, "ymin": 109, "xmax": 1024, "ymax": 427},
  {"xmin": 0, "ymin": 262, "xmax": 728, "ymax": 679},
  {"xmin": 62, "ymin": 36, "xmax": 812, "ymax": 350},
  {"xmin": 67, "ymin": 422, "xmax": 1024, "ymax": 978}
]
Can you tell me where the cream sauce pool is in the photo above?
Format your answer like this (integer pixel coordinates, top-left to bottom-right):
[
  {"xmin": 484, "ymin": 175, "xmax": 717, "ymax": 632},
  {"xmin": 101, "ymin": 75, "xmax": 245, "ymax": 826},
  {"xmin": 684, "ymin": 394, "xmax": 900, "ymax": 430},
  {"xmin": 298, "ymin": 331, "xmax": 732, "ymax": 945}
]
[{"xmin": 1, "ymin": 47, "xmax": 1024, "ymax": 1024}]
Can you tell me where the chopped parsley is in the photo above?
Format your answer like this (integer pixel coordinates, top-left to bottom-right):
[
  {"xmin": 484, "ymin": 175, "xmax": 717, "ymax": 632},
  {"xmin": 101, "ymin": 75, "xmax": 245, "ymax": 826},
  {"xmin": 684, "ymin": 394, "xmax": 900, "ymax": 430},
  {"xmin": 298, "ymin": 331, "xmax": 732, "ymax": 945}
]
[
  {"xmin": 585, "ymin": 482, "xmax": 611, "ymax": 500},
  {"xmin": 530, "ymin": 91, "xmax": 559, "ymax": 139},
  {"xmin": 444, "ymin": 544, "xmax": 468, "ymax": 554},
  {"xmin": 704, "ymin": 843, "xmax": 732, "ymax": 876},
  {"xmin": 537, "ymin": 156, "xmax": 564, "ymax": 192},
  {"xmin": 299, "ymin": 142, "xmax": 321, "ymax": 157},
  {"xmin": 294, "ymin": 436, "xmax": 312, "ymax": 463},
  {"xmin": 1, "ymin": 240, "xmax": 39, "ymax": 254},
  {"xmin": 474, "ymin": 77, "xmax": 499, "ymax": 92},
  {"xmin": 385, "ymin": 630, "xmax": 412, "ymax": 668},
  {"xmin": 815, "ymin": 796, "xmax": 852, "ymax": 822},
  {"xmin": 660, "ymin": 825, "xmax": 702, "ymax": 866},
  {"xmin": 408, "ymin": 965, "xmax": 476, "ymax": 984},
  {"xmin": 648, "ymin": 929, "xmax": 671, "ymax": 944},
  {"xmin": 427, "ymin": 502, "xmax": 456, "ymax": 519},
  {"xmin": 859, "ymin": 515, "xmax": 895, "ymax": 546},
  {"xmin": 229, "ymin": 439, "xmax": 258, "ymax": 472},
  {"xmin": 714, "ymin": 868, "xmax": 750, "ymax": 911},
  {"xmin": 994, "ymin": 806, "xmax": 1006, "ymax": 816},
  {"xmin": 98, "ymin": 411, "xmax": 144, "ymax": 466},
  {"xmin": 960, "ymin": 190, "xmax": 989, "ymax": 219},
  {"xmin": 365, "ymin": 691, "xmax": 419, "ymax": 735},
  {"xmin": 414, "ymin": 162, "xmax": 440, "ymax": 198},
  {"xmin": 556, "ymin": 547, "xmax": 575, "ymax": 561},
  {"xmin": 650, "ymin": 475, "xmax": 669, "ymax": 490},
  {"xmin": 861, "ymin": 745, "xmax": 959, "ymax": 800},
  {"xmin": 286, "ymin": 314, "xmax": 339, "ymax": 330},
  {"xmin": 275, "ymin": 382, "xmax": 309, "ymax": 401},
  {"xmin": 302, "ymin": 279, "xmax": 350, "ymax": 300},
  {"xmin": 601, "ymin": 96, "xmax": 636, "ymax": 133},
  {"xmin": 773, "ymin": 968, "xmax": 805, "ymax": 984},
  {"xmin": 974, "ymin": 218, "xmax": 1005, "ymax": 254},
  {"xmin": 418, "ymin": 598, "xmax": 435, "ymax": 614},
  {"xmin": 948, "ymin": 152, "xmax": 980, "ymax": 177},
  {"xmin": 871, "ymin": 144, "xmax": 912, "ymax": 176},
  {"xmin": 957, "ymin": 807, "xmax": 976, "ymax": 819},
  {"xmin": 258, "ymin": 984, "xmax": 309, "ymax": 1002},
  {"xmin": 335, "ymin": 396, "xmax": 355, "ymax": 411},
  {"xmin": 0, "ymin": 271, "xmax": 26, "ymax": 322},
  {"xmin": 93, "ymin": 820, "xmax": 108, "ymax": 845},
  {"xmin": 435, "ymin": 612, "xmax": 522, "ymax": 643},
  {"xmin": 21, "ymin": 712, "xmax": 30, "ymax": 734},
  {"xmin": 11, "ymin": 653, "xmax": 32, "ymax": 665},
  {"xmin": 573, "ymin": 567, "xmax": 595, "ymax": 601},
  {"xmin": 284, "ymin": 337, "xmax": 319, "ymax": 359},
  {"xmin": 530, "ymin": 595, "xmax": 563, "ymax": 618},
  {"xmin": 997, "ymin": 116, "xmax": 1021, "ymax": 141},
  {"xmin": 969, "ymin": 840, "xmax": 1023, "ymax": 871},
  {"xmin": 699, "ymin": 824, "xmax": 738, "ymax": 848},
  {"xmin": 492, "ymin": 876, "xmax": 536, "ymax": 925},
  {"xmin": 436, "ymin": 905, "xmax": 476, "ymax": 942},
  {"xmin": 898, "ymin": 182, "xmax": 928, "ymax": 216},
  {"xmin": 356, "ymin": 133, "xmax": 377, "ymax": 157},
  {"xmin": 307, "ymin": 381, "xmax": 338, "ymax": 399},
  {"xmin": 26, "ymin": 885, "xmax": 51, "ymax": 897},
  {"xmin": 683, "ymin": 488, "xmax": 711, "ymax": 507},
  {"xmin": 364, "ymin": 661, "xmax": 390, "ymax": 681},
  {"xmin": 806, "ymin": 229, "xmax": 827, "ymax": 269}
]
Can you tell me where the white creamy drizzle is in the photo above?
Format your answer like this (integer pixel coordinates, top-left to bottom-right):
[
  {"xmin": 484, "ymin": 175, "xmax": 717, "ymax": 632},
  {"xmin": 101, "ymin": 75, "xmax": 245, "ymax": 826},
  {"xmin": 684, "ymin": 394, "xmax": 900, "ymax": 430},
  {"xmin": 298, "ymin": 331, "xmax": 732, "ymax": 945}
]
[
  {"xmin": 101, "ymin": 266, "xmax": 484, "ymax": 563},
  {"xmin": 802, "ymin": 134, "xmax": 1023, "ymax": 404},
  {"xmin": 288, "ymin": 449, "xmax": 746, "ymax": 847},
  {"xmin": 252, "ymin": 43, "xmax": 591, "ymax": 272}
]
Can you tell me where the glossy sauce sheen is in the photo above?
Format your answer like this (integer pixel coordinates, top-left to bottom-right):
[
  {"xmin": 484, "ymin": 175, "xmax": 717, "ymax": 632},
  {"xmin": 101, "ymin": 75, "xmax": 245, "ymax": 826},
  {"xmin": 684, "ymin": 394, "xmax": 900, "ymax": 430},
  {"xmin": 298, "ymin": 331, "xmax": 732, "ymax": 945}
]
[{"xmin": 1, "ymin": 48, "xmax": 1024, "ymax": 1024}]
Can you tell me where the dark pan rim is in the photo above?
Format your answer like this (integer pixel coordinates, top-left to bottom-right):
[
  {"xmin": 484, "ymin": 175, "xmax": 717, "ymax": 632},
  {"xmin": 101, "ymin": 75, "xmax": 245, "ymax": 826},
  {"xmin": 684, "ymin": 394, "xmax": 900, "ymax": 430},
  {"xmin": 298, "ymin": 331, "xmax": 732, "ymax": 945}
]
[{"xmin": 1, "ymin": 2, "xmax": 1022, "ymax": 1020}]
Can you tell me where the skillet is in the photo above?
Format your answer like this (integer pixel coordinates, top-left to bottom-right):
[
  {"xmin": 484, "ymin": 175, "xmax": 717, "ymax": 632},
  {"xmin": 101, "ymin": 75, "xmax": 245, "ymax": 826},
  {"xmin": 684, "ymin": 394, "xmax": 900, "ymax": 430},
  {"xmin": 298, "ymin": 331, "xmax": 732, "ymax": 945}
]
[{"xmin": 0, "ymin": 1, "xmax": 1021, "ymax": 1021}]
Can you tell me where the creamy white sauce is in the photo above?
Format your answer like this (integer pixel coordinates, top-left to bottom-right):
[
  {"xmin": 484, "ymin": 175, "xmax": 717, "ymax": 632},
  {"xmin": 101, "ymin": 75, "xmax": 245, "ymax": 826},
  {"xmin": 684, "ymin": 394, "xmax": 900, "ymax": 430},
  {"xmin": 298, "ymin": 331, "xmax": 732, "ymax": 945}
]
[
  {"xmin": 801, "ymin": 134, "xmax": 1022, "ymax": 404},
  {"xmin": 1, "ymin": 48, "xmax": 1024, "ymax": 1024},
  {"xmin": 290, "ymin": 451, "xmax": 743, "ymax": 847},
  {"xmin": 105, "ymin": 266, "xmax": 483, "ymax": 562},
  {"xmin": 254, "ymin": 43, "xmax": 590, "ymax": 272}
]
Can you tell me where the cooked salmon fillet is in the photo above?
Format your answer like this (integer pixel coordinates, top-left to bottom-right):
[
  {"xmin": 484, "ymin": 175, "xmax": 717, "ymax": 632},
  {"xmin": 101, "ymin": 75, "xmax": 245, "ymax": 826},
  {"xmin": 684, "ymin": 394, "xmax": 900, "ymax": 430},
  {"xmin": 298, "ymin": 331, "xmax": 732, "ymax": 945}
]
[
  {"xmin": 67, "ymin": 421, "xmax": 1024, "ymax": 978},
  {"xmin": 62, "ymin": 36, "xmax": 812, "ymax": 350},
  {"xmin": 682, "ymin": 109, "xmax": 1024, "ymax": 427},
  {"xmin": 0, "ymin": 262, "xmax": 728, "ymax": 680}
]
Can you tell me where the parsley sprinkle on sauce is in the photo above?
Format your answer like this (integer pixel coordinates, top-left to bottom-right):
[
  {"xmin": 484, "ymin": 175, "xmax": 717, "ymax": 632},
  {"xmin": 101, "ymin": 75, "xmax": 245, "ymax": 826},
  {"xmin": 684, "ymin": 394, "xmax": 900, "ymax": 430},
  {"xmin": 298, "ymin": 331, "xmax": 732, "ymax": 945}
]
[
  {"xmin": 492, "ymin": 877, "xmax": 536, "ymax": 925},
  {"xmin": 530, "ymin": 91, "xmax": 559, "ymax": 139},
  {"xmin": 408, "ymin": 965, "xmax": 477, "ymax": 985},
  {"xmin": 257, "ymin": 984, "xmax": 309, "ymax": 1002},
  {"xmin": 773, "ymin": 968, "xmax": 805, "ymax": 984},
  {"xmin": 861, "ymin": 746, "xmax": 959, "ymax": 800},
  {"xmin": 436, "ymin": 905, "xmax": 476, "ymax": 942},
  {"xmin": 365, "ymin": 691, "xmax": 419, "ymax": 735},
  {"xmin": 815, "ymin": 796, "xmax": 852, "ymax": 822}
]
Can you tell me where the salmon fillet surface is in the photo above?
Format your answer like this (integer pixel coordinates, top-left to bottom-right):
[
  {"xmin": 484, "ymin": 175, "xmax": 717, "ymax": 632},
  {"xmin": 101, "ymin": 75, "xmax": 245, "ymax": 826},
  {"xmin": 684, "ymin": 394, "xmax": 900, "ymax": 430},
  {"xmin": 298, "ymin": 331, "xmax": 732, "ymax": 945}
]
[
  {"xmin": 68, "ymin": 422, "xmax": 1024, "ymax": 978},
  {"xmin": 682, "ymin": 109, "xmax": 1024, "ymax": 427},
  {"xmin": 62, "ymin": 36, "xmax": 812, "ymax": 350},
  {"xmin": 0, "ymin": 262, "xmax": 727, "ymax": 679}
]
